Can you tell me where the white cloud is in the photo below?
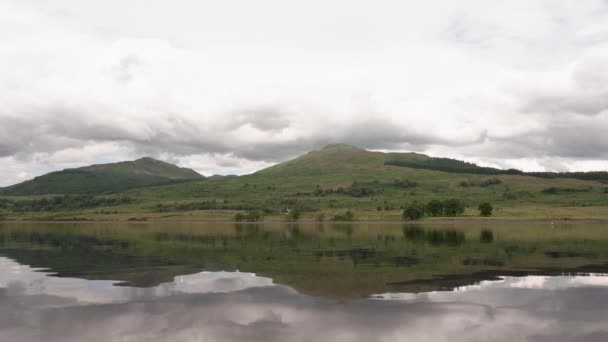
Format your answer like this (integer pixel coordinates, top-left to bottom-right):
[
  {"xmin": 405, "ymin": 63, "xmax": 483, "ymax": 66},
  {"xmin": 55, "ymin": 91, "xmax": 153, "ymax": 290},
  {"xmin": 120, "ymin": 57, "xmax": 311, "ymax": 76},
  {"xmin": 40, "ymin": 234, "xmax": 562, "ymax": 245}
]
[{"xmin": 2, "ymin": 0, "xmax": 608, "ymax": 185}]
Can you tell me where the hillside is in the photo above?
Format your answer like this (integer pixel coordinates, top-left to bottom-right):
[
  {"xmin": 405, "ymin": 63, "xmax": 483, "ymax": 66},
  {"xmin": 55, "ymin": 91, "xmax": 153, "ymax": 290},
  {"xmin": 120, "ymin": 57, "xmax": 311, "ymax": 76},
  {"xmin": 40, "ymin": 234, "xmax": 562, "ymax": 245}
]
[
  {"xmin": 1, "ymin": 144, "xmax": 608, "ymax": 221},
  {"xmin": 0, "ymin": 157, "xmax": 203, "ymax": 195},
  {"xmin": 113, "ymin": 144, "xmax": 608, "ymax": 214}
]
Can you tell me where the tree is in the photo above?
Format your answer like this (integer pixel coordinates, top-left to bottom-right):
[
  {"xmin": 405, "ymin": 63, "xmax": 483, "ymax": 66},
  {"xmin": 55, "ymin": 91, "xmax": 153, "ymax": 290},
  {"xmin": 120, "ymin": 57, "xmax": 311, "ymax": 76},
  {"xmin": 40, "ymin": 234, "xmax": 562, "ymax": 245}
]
[
  {"xmin": 288, "ymin": 207, "xmax": 302, "ymax": 221},
  {"xmin": 478, "ymin": 202, "xmax": 493, "ymax": 217},
  {"xmin": 402, "ymin": 202, "xmax": 425, "ymax": 221},
  {"xmin": 333, "ymin": 210, "xmax": 354, "ymax": 221},
  {"xmin": 245, "ymin": 210, "xmax": 263, "ymax": 221},
  {"xmin": 234, "ymin": 212, "xmax": 245, "ymax": 222},
  {"xmin": 443, "ymin": 198, "xmax": 465, "ymax": 216},
  {"xmin": 426, "ymin": 200, "xmax": 444, "ymax": 216}
]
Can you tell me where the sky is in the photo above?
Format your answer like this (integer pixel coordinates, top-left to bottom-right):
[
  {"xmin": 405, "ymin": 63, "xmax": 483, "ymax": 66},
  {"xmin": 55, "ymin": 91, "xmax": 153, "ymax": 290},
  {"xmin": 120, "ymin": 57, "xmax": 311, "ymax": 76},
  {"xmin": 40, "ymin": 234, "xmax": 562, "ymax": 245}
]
[{"xmin": 2, "ymin": 0, "xmax": 608, "ymax": 186}]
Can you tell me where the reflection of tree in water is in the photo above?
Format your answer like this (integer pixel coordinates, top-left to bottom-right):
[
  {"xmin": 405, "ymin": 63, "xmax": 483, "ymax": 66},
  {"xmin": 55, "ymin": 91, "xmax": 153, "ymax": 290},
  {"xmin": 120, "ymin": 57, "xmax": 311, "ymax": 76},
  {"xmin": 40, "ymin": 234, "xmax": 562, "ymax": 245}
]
[
  {"xmin": 4, "ymin": 223, "xmax": 608, "ymax": 299},
  {"xmin": 331, "ymin": 224, "xmax": 353, "ymax": 238},
  {"xmin": 402, "ymin": 225, "xmax": 467, "ymax": 246},
  {"xmin": 480, "ymin": 229, "xmax": 494, "ymax": 243}
]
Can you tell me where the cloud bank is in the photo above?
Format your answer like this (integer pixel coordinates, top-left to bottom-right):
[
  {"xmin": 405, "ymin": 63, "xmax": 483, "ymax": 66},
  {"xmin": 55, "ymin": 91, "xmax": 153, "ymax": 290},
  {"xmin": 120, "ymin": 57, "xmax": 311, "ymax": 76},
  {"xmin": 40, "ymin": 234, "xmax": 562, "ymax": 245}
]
[{"xmin": 2, "ymin": 0, "xmax": 608, "ymax": 185}]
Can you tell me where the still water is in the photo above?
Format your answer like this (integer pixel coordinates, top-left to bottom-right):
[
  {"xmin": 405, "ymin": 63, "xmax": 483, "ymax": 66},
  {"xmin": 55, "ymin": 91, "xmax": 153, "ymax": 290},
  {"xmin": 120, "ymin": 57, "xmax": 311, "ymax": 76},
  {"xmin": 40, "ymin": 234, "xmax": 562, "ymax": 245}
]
[{"xmin": 1, "ymin": 222, "xmax": 608, "ymax": 341}]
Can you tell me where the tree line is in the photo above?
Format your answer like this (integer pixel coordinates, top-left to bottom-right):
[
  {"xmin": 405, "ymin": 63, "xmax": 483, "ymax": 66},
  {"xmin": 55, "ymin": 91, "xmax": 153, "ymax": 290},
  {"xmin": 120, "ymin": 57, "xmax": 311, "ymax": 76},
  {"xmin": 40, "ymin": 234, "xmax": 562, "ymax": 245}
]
[
  {"xmin": 402, "ymin": 199, "xmax": 492, "ymax": 220},
  {"xmin": 5, "ymin": 195, "xmax": 132, "ymax": 212},
  {"xmin": 386, "ymin": 158, "xmax": 608, "ymax": 182}
]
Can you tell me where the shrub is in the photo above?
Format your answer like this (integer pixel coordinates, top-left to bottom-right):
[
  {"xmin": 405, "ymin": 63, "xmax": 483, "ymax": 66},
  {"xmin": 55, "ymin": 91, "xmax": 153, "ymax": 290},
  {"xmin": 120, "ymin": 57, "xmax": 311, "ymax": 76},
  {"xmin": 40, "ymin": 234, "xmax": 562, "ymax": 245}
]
[
  {"xmin": 478, "ymin": 202, "xmax": 493, "ymax": 217},
  {"xmin": 425, "ymin": 200, "xmax": 444, "ymax": 216},
  {"xmin": 333, "ymin": 210, "xmax": 354, "ymax": 221},
  {"xmin": 479, "ymin": 178, "xmax": 502, "ymax": 187},
  {"xmin": 234, "ymin": 212, "xmax": 246, "ymax": 222},
  {"xmin": 245, "ymin": 210, "xmax": 263, "ymax": 222},
  {"xmin": 288, "ymin": 207, "xmax": 302, "ymax": 221},
  {"xmin": 402, "ymin": 202, "xmax": 425, "ymax": 221},
  {"xmin": 392, "ymin": 179, "xmax": 417, "ymax": 188},
  {"xmin": 443, "ymin": 199, "xmax": 465, "ymax": 216}
]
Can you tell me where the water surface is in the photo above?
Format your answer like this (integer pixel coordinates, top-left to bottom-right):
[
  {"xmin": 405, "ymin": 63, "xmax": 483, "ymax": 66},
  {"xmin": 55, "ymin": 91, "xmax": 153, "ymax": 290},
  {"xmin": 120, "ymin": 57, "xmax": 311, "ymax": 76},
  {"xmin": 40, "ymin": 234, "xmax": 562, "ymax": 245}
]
[{"xmin": 1, "ymin": 221, "xmax": 608, "ymax": 341}]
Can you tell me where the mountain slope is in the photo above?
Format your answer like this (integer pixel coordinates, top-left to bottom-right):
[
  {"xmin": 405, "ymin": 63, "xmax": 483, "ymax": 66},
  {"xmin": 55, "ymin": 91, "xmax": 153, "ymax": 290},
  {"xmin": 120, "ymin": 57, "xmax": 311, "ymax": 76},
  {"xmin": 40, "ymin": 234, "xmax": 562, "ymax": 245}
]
[
  {"xmin": 2, "ymin": 144, "xmax": 607, "ymax": 218},
  {"xmin": 259, "ymin": 144, "xmax": 608, "ymax": 181},
  {"xmin": 0, "ymin": 157, "xmax": 203, "ymax": 195},
  {"xmin": 255, "ymin": 143, "xmax": 428, "ymax": 177},
  {"xmin": 120, "ymin": 144, "xmax": 607, "ymax": 214}
]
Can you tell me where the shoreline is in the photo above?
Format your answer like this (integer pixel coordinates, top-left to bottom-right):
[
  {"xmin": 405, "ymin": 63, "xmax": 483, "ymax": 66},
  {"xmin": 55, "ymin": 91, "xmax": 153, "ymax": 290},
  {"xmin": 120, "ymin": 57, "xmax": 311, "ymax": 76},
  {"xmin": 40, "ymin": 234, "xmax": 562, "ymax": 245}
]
[{"xmin": 2, "ymin": 218, "xmax": 608, "ymax": 225}]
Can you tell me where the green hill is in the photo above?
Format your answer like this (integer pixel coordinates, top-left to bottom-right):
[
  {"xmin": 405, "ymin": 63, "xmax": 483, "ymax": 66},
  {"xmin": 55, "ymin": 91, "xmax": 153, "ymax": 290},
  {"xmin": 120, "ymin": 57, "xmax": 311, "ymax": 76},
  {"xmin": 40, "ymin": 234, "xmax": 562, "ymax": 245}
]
[
  {"xmin": 2, "ymin": 144, "xmax": 608, "ymax": 220},
  {"xmin": 117, "ymin": 144, "xmax": 608, "ymax": 213},
  {"xmin": 0, "ymin": 157, "xmax": 203, "ymax": 195}
]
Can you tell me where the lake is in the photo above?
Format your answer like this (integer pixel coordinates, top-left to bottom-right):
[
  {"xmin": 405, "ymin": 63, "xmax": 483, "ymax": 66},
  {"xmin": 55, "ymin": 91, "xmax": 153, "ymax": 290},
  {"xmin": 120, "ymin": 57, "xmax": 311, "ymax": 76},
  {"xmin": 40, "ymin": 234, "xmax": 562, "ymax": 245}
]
[{"xmin": 1, "ymin": 221, "xmax": 608, "ymax": 341}]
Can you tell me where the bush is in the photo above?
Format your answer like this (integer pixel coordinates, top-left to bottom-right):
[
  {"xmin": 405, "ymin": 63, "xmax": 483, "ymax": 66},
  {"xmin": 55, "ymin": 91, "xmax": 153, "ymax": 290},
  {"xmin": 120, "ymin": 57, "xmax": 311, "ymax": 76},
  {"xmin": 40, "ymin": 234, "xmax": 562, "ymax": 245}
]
[
  {"xmin": 234, "ymin": 212, "xmax": 246, "ymax": 222},
  {"xmin": 12, "ymin": 195, "xmax": 133, "ymax": 212},
  {"xmin": 443, "ymin": 198, "xmax": 465, "ymax": 216},
  {"xmin": 402, "ymin": 202, "xmax": 425, "ymax": 221},
  {"xmin": 478, "ymin": 202, "xmax": 493, "ymax": 217},
  {"xmin": 392, "ymin": 179, "xmax": 417, "ymax": 188},
  {"xmin": 333, "ymin": 210, "xmax": 354, "ymax": 221},
  {"xmin": 479, "ymin": 178, "xmax": 502, "ymax": 187},
  {"xmin": 542, "ymin": 186, "xmax": 591, "ymax": 194},
  {"xmin": 288, "ymin": 207, "xmax": 302, "ymax": 221},
  {"xmin": 245, "ymin": 210, "xmax": 263, "ymax": 222},
  {"xmin": 316, "ymin": 213, "xmax": 325, "ymax": 222},
  {"xmin": 425, "ymin": 200, "xmax": 444, "ymax": 216}
]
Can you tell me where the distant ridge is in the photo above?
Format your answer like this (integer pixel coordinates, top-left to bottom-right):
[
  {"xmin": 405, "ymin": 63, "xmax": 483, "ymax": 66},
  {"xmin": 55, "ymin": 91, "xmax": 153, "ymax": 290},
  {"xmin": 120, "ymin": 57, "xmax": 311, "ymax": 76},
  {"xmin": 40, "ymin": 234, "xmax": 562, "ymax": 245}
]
[
  {"xmin": 0, "ymin": 157, "xmax": 203, "ymax": 195},
  {"xmin": 2, "ymin": 143, "xmax": 607, "ymax": 199},
  {"xmin": 255, "ymin": 143, "xmax": 608, "ymax": 182}
]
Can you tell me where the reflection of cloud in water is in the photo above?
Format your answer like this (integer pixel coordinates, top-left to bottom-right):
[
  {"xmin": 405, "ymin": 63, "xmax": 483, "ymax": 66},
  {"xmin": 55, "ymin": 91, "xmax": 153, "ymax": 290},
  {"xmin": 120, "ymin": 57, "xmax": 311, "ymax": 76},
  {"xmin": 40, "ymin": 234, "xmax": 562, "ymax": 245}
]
[
  {"xmin": 3, "ymin": 256, "xmax": 608, "ymax": 341},
  {"xmin": 0, "ymin": 257, "xmax": 274, "ymax": 305},
  {"xmin": 375, "ymin": 274, "xmax": 608, "ymax": 303}
]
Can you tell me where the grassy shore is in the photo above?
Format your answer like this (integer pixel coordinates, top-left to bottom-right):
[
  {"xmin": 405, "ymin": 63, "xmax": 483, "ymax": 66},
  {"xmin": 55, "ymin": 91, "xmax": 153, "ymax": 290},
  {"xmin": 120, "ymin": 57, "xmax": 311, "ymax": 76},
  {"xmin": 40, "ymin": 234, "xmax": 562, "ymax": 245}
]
[{"xmin": 3, "ymin": 205, "xmax": 608, "ymax": 223}]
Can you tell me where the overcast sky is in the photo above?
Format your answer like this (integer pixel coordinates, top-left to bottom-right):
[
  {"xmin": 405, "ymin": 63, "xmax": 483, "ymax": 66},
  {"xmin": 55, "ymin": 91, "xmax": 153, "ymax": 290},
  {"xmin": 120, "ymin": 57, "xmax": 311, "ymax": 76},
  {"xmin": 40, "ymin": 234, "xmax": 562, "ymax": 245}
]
[{"xmin": 2, "ymin": 0, "xmax": 608, "ymax": 185}]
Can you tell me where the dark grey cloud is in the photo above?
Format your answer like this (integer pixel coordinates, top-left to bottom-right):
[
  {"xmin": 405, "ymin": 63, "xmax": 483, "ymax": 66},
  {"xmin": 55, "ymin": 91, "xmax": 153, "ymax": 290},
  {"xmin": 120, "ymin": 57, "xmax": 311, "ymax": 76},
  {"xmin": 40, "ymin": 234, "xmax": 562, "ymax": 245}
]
[
  {"xmin": 0, "ymin": 101, "xmax": 488, "ymax": 165},
  {"xmin": 2, "ymin": 94, "xmax": 608, "ymax": 178},
  {"xmin": 471, "ymin": 116, "xmax": 608, "ymax": 162},
  {"xmin": 546, "ymin": 119, "xmax": 608, "ymax": 158},
  {"xmin": 524, "ymin": 89, "xmax": 608, "ymax": 116}
]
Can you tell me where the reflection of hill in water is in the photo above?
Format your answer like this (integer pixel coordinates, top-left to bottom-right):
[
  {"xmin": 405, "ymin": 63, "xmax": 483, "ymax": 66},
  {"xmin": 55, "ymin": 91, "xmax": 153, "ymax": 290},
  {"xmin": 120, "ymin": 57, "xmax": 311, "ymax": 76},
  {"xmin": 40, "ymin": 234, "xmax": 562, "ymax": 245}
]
[
  {"xmin": 3, "ymin": 254, "xmax": 608, "ymax": 342},
  {"xmin": 2, "ymin": 222, "xmax": 608, "ymax": 299}
]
